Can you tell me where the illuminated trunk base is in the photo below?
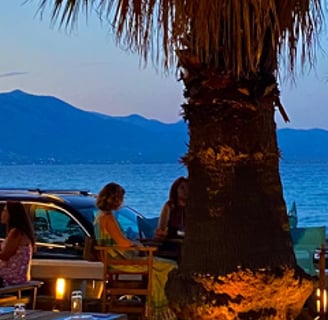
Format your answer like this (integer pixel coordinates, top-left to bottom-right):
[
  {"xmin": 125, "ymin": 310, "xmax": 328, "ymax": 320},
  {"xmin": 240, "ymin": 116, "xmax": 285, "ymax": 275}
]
[{"xmin": 167, "ymin": 268, "xmax": 313, "ymax": 320}]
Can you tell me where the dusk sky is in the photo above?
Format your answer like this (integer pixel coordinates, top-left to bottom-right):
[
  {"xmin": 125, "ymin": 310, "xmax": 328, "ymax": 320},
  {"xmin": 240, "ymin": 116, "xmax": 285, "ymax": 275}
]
[{"xmin": 1, "ymin": 1, "xmax": 328, "ymax": 128}]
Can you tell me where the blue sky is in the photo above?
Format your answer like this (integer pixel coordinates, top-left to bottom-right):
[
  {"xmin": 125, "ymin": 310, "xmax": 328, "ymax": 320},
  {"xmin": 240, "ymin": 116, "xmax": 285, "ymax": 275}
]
[{"xmin": 1, "ymin": 1, "xmax": 328, "ymax": 128}]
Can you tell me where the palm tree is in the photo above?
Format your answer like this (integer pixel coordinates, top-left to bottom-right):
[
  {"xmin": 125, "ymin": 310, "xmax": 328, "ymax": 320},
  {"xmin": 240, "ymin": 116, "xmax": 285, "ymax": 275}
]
[{"xmin": 31, "ymin": 1, "xmax": 323, "ymax": 318}]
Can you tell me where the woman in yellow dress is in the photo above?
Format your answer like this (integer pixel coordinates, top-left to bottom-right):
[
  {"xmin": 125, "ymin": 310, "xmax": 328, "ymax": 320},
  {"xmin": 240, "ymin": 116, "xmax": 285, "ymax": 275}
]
[{"xmin": 94, "ymin": 182, "xmax": 177, "ymax": 320}]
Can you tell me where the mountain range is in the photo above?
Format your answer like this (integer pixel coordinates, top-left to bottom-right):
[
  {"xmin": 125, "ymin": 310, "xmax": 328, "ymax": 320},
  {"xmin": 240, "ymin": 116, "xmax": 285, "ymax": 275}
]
[{"xmin": 0, "ymin": 90, "xmax": 327, "ymax": 164}]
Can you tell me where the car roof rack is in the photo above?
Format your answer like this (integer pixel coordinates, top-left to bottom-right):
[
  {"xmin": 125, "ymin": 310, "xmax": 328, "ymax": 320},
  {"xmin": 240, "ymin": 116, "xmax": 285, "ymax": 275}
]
[
  {"xmin": 28, "ymin": 189, "xmax": 95, "ymax": 197},
  {"xmin": 0, "ymin": 188, "xmax": 33, "ymax": 193},
  {"xmin": 0, "ymin": 188, "xmax": 95, "ymax": 197}
]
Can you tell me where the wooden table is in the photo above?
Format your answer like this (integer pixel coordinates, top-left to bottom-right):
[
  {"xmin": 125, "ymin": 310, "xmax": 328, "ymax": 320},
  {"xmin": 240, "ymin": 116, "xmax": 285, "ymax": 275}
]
[
  {"xmin": 140, "ymin": 238, "xmax": 184, "ymax": 263},
  {"xmin": 0, "ymin": 309, "xmax": 127, "ymax": 320}
]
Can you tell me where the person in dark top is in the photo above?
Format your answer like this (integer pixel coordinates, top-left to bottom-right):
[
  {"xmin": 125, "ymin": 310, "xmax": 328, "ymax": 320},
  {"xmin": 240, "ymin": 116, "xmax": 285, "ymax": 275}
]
[{"xmin": 154, "ymin": 177, "xmax": 188, "ymax": 260}]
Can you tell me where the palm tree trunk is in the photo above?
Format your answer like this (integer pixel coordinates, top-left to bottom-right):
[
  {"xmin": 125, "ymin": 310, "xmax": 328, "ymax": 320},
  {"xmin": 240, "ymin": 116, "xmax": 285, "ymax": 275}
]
[{"xmin": 166, "ymin": 64, "xmax": 313, "ymax": 319}]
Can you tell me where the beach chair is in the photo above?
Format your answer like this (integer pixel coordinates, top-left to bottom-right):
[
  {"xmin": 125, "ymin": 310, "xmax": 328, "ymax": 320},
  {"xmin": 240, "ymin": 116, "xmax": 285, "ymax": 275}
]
[
  {"xmin": 95, "ymin": 245, "xmax": 157, "ymax": 319},
  {"xmin": 290, "ymin": 226, "xmax": 326, "ymax": 276}
]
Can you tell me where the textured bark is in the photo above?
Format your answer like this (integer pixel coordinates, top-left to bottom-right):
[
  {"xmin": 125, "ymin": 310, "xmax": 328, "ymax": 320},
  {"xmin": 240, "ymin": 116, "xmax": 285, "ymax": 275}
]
[
  {"xmin": 166, "ymin": 267, "xmax": 313, "ymax": 320},
  {"xmin": 165, "ymin": 64, "xmax": 313, "ymax": 319},
  {"xmin": 181, "ymin": 99, "xmax": 293, "ymax": 274}
]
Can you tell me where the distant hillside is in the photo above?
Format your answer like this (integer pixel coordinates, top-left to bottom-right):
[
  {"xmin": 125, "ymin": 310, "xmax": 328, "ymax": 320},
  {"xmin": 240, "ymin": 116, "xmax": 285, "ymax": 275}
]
[
  {"xmin": 277, "ymin": 128, "xmax": 328, "ymax": 161},
  {"xmin": 0, "ymin": 90, "xmax": 187, "ymax": 164},
  {"xmin": 0, "ymin": 90, "xmax": 327, "ymax": 164}
]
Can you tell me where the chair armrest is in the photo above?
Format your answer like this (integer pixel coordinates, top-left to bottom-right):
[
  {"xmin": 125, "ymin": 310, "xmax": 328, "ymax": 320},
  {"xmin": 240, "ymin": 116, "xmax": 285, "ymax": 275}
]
[
  {"xmin": 138, "ymin": 239, "xmax": 163, "ymax": 247},
  {"xmin": 0, "ymin": 281, "xmax": 43, "ymax": 295},
  {"xmin": 0, "ymin": 280, "xmax": 43, "ymax": 310},
  {"xmin": 95, "ymin": 245, "xmax": 157, "ymax": 253}
]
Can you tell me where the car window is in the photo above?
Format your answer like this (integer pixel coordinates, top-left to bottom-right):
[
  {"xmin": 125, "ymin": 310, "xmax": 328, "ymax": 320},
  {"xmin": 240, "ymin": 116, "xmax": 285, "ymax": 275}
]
[
  {"xmin": 33, "ymin": 205, "xmax": 84, "ymax": 245},
  {"xmin": 113, "ymin": 207, "xmax": 140, "ymax": 240},
  {"xmin": 29, "ymin": 204, "xmax": 86, "ymax": 259}
]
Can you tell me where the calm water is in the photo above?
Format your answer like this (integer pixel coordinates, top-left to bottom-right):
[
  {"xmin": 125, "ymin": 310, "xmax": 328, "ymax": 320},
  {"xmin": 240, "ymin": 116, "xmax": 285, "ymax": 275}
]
[{"xmin": 0, "ymin": 161, "xmax": 327, "ymax": 228}]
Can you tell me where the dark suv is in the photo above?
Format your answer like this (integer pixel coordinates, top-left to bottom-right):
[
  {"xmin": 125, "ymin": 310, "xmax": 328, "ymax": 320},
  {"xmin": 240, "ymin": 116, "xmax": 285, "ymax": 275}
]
[
  {"xmin": 0, "ymin": 189, "xmax": 160, "ymax": 309},
  {"xmin": 0, "ymin": 188, "xmax": 152, "ymax": 260}
]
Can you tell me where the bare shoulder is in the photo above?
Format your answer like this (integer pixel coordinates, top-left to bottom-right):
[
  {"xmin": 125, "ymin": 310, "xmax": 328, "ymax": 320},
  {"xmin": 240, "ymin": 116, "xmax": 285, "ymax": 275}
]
[
  {"xmin": 159, "ymin": 202, "xmax": 171, "ymax": 216},
  {"xmin": 7, "ymin": 228, "xmax": 22, "ymax": 238},
  {"xmin": 4, "ymin": 229, "xmax": 24, "ymax": 246},
  {"xmin": 164, "ymin": 201, "xmax": 173, "ymax": 211},
  {"xmin": 8, "ymin": 229, "xmax": 31, "ymax": 246}
]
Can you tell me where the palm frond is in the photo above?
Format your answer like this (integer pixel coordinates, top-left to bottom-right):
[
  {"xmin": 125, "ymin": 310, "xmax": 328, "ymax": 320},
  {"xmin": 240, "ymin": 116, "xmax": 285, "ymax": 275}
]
[{"xmin": 31, "ymin": 0, "xmax": 324, "ymax": 78}]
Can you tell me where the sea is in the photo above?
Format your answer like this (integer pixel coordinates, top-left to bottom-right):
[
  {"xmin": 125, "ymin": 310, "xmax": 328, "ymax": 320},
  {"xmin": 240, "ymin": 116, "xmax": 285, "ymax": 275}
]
[{"xmin": 0, "ymin": 161, "xmax": 327, "ymax": 229}]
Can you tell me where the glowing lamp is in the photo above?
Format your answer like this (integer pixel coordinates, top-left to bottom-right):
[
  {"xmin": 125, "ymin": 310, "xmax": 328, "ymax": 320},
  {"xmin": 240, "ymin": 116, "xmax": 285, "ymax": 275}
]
[
  {"xmin": 56, "ymin": 278, "xmax": 66, "ymax": 300},
  {"xmin": 316, "ymin": 288, "xmax": 327, "ymax": 314}
]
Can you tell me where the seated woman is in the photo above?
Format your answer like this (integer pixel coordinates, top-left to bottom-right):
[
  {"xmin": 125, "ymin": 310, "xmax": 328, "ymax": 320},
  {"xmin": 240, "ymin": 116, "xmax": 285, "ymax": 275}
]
[
  {"xmin": 154, "ymin": 177, "xmax": 188, "ymax": 260},
  {"xmin": 0, "ymin": 201, "xmax": 35, "ymax": 286},
  {"xmin": 94, "ymin": 182, "xmax": 177, "ymax": 320}
]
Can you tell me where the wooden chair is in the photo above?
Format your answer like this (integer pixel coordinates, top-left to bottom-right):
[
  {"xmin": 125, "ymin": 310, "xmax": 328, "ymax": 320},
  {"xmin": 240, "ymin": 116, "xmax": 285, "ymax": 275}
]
[
  {"xmin": 95, "ymin": 245, "xmax": 157, "ymax": 319},
  {"xmin": 0, "ymin": 280, "xmax": 43, "ymax": 309}
]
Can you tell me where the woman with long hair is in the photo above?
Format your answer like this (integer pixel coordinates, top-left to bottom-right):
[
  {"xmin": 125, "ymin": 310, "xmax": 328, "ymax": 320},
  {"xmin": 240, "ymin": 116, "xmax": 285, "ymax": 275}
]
[
  {"xmin": 155, "ymin": 177, "xmax": 188, "ymax": 240},
  {"xmin": 0, "ymin": 201, "xmax": 35, "ymax": 286},
  {"xmin": 94, "ymin": 182, "xmax": 177, "ymax": 320}
]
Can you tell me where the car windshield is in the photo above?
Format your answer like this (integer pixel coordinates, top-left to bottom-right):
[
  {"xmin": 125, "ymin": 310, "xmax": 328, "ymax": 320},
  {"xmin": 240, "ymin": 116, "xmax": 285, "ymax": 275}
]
[
  {"xmin": 113, "ymin": 207, "xmax": 142, "ymax": 240},
  {"xmin": 78, "ymin": 204, "xmax": 143, "ymax": 241}
]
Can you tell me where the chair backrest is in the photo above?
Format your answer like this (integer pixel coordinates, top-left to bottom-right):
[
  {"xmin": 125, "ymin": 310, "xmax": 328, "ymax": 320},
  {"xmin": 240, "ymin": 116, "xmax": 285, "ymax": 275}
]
[
  {"xmin": 137, "ymin": 216, "xmax": 159, "ymax": 239},
  {"xmin": 83, "ymin": 236, "xmax": 99, "ymax": 261},
  {"xmin": 287, "ymin": 201, "xmax": 298, "ymax": 229},
  {"xmin": 95, "ymin": 245, "xmax": 157, "ymax": 318},
  {"xmin": 290, "ymin": 226, "xmax": 326, "ymax": 276}
]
